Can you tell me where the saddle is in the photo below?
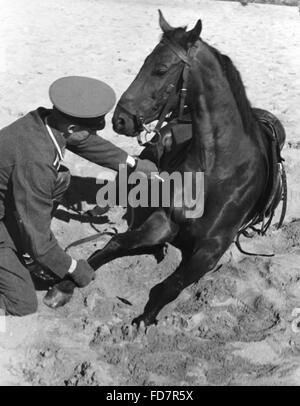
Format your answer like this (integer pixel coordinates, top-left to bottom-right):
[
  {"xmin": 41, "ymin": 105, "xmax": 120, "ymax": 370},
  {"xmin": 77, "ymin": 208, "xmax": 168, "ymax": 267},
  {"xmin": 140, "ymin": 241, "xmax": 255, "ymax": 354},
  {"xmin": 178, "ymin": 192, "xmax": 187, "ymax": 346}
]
[{"xmin": 236, "ymin": 108, "xmax": 287, "ymax": 256}]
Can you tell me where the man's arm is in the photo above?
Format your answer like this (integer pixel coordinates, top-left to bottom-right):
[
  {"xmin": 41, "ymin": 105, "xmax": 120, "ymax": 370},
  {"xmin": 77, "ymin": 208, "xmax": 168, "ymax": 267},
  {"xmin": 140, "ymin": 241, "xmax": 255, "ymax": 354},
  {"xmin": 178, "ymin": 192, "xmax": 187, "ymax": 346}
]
[
  {"xmin": 67, "ymin": 133, "xmax": 128, "ymax": 171},
  {"xmin": 12, "ymin": 161, "xmax": 73, "ymax": 278},
  {"xmin": 68, "ymin": 132, "xmax": 159, "ymax": 177}
]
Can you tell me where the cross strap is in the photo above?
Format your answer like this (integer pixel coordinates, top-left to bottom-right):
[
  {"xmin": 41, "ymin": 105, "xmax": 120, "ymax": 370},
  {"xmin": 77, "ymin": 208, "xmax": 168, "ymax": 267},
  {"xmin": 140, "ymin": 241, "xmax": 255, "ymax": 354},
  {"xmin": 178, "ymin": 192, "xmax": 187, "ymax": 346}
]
[{"xmin": 161, "ymin": 38, "xmax": 191, "ymax": 65}]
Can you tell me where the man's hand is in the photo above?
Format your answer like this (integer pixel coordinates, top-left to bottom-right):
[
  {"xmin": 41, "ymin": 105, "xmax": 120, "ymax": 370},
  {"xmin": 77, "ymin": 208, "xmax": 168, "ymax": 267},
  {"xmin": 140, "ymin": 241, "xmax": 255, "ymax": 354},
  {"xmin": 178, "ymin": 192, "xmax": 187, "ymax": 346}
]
[
  {"xmin": 69, "ymin": 260, "xmax": 95, "ymax": 288},
  {"xmin": 134, "ymin": 158, "xmax": 158, "ymax": 178}
]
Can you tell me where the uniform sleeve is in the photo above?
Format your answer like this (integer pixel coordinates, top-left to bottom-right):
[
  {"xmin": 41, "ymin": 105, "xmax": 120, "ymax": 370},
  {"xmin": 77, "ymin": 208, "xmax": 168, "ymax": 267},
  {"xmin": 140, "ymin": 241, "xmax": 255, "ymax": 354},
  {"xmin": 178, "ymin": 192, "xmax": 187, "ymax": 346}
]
[
  {"xmin": 67, "ymin": 133, "xmax": 128, "ymax": 171},
  {"xmin": 12, "ymin": 162, "xmax": 72, "ymax": 278}
]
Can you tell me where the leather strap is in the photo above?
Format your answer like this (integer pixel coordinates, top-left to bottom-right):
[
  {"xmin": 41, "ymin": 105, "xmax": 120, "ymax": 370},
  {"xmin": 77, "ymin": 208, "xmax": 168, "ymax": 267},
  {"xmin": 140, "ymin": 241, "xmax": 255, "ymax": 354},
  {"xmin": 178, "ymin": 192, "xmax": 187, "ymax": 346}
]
[{"xmin": 162, "ymin": 38, "xmax": 191, "ymax": 65}]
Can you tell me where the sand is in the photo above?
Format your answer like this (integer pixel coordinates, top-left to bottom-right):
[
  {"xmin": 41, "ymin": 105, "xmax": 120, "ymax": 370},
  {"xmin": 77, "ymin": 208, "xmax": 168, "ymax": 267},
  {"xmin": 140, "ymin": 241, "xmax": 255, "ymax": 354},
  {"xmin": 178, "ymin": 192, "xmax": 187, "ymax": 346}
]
[{"xmin": 0, "ymin": 0, "xmax": 300, "ymax": 386}]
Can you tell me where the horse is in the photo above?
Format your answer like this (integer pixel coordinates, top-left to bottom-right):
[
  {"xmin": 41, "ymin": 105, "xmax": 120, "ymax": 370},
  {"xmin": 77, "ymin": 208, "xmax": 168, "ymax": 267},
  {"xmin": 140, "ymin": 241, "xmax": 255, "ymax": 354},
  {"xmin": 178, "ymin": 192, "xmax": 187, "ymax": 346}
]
[{"xmin": 44, "ymin": 11, "xmax": 286, "ymax": 327}]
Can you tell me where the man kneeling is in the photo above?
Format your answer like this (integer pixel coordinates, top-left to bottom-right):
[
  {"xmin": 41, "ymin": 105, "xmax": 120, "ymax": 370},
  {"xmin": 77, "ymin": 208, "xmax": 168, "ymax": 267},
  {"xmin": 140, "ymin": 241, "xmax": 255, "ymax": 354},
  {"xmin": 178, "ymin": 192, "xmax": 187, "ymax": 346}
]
[{"xmin": 0, "ymin": 76, "xmax": 157, "ymax": 316}]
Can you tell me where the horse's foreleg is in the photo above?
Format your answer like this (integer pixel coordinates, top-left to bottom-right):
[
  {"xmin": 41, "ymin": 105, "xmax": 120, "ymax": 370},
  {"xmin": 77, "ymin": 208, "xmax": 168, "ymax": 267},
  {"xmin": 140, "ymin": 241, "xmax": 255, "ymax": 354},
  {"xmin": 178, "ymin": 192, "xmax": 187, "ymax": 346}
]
[
  {"xmin": 44, "ymin": 209, "xmax": 178, "ymax": 309},
  {"xmin": 88, "ymin": 209, "xmax": 179, "ymax": 269},
  {"xmin": 133, "ymin": 235, "xmax": 231, "ymax": 326}
]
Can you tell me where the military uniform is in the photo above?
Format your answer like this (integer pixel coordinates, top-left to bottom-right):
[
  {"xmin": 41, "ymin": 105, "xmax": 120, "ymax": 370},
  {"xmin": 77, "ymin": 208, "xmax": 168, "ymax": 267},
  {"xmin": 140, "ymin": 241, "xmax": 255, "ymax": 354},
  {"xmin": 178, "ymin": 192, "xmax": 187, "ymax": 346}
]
[{"xmin": 0, "ymin": 107, "xmax": 128, "ymax": 315}]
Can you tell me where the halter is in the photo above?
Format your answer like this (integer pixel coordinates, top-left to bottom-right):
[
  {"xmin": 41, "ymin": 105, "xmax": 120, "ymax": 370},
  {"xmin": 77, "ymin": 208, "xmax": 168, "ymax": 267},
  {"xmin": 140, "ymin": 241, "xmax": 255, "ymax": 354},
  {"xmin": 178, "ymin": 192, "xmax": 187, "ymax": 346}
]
[
  {"xmin": 153, "ymin": 38, "xmax": 193, "ymax": 132},
  {"xmin": 117, "ymin": 38, "xmax": 196, "ymax": 146}
]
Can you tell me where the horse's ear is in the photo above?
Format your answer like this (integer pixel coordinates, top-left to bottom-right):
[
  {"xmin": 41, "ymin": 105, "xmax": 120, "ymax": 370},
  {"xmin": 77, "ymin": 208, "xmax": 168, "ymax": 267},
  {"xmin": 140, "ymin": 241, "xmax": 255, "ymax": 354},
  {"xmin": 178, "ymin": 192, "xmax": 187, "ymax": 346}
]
[
  {"xmin": 187, "ymin": 19, "xmax": 202, "ymax": 44},
  {"xmin": 158, "ymin": 9, "xmax": 174, "ymax": 33}
]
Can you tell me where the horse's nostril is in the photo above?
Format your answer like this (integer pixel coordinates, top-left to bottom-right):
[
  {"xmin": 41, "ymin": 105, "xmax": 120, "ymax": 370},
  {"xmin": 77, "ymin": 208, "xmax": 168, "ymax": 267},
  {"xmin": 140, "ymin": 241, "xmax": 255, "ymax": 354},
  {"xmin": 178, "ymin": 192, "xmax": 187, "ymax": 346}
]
[
  {"xmin": 119, "ymin": 117, "xmax": 125, "ymax": 126},
  {"xmin": 116, "ymin": 117, "xmax": 125, "ymax": 129}
]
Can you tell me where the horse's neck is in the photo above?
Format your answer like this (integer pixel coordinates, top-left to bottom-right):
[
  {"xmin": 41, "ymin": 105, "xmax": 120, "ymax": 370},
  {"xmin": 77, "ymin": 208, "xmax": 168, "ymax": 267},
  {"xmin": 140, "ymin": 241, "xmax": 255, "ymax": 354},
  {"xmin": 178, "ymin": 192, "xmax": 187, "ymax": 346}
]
[{"xmin": 186, "ymin": 57, "xmax": 250, "ymax": 170}]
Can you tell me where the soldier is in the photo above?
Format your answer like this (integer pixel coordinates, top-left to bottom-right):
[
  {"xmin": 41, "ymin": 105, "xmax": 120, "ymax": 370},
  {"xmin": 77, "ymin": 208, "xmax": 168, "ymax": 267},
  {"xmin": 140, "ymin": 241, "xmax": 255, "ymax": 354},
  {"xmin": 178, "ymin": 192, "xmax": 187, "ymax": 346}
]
[{"xmin": 0, "ymin": 76, "xmax": 157, "ymax": 316}]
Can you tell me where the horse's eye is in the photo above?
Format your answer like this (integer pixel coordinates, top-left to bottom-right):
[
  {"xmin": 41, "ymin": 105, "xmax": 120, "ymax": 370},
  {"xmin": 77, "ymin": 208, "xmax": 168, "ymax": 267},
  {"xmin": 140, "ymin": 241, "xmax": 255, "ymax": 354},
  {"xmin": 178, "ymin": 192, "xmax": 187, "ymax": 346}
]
[{"xmin": 153, "ymin": 66, "xmax": 168, "ymax": 76}]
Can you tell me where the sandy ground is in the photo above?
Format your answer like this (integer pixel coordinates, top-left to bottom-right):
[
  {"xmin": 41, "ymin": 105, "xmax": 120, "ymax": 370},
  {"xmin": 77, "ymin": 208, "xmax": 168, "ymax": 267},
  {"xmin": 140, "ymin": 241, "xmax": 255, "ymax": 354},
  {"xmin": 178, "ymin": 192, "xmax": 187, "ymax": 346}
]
[{"xmin": 0, "ymin": 0, "xmax": 300, "ymax": 386}]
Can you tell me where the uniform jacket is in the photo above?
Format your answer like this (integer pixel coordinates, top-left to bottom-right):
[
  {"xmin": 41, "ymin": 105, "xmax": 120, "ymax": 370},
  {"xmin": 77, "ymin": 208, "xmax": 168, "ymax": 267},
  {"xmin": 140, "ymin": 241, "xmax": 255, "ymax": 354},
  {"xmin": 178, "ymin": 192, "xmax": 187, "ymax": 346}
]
[{"xmin": 0, "ymin": 108, "xmax": 128, "ymax": 278}]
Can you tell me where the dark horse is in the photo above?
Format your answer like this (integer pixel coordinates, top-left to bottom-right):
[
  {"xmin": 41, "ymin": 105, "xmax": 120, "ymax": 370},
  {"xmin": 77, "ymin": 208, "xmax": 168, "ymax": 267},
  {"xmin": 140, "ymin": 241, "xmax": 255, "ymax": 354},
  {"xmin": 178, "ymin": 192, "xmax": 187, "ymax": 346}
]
[{"xmin": 45, "ymin": 11, "xmax": 286, "ymax": 327}]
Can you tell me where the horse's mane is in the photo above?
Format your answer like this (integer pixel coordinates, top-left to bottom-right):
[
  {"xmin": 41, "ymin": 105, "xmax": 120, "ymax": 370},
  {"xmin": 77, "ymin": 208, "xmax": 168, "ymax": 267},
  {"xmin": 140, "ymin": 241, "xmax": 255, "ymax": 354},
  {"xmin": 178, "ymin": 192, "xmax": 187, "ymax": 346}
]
[
  {"xmin": 206, "ymin": 43, "xmax": 258, "ymax": 135},
  {"xmin": 161, "ymin": 30, "xmax": 258, "ymax": 135}
]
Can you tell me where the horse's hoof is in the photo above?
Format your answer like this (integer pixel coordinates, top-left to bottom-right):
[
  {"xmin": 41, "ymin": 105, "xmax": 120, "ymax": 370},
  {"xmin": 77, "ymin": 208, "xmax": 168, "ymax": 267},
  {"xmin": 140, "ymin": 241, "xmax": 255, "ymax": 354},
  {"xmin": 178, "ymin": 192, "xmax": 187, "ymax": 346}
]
[
  {"xmin": 132, "ymin": 315, "xmax": 157, "ymax": 329},
  {"xmin": 43, "ymin": 286, "xmax": 73, "ymax": 308}
]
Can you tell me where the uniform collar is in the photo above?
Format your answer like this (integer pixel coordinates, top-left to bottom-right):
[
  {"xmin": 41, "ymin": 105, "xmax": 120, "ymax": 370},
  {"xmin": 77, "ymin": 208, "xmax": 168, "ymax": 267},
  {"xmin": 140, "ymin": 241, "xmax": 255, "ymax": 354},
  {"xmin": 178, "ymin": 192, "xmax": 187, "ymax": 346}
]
[
  {"xmin": 36, "ymin": 107, "xmax": 66, "ymax": 155},
  {"xmin": 45, "ymin": 116, "xmax": 64, "ymax": 160}
]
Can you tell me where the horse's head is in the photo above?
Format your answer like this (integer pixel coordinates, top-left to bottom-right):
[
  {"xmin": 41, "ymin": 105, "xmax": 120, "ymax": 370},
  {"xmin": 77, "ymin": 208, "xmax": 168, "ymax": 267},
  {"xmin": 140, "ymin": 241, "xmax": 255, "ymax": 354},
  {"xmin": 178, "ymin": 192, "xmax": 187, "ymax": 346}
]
[{"xmin": 112, "ymin": 10, "xmax": 202, "ymax": 137}]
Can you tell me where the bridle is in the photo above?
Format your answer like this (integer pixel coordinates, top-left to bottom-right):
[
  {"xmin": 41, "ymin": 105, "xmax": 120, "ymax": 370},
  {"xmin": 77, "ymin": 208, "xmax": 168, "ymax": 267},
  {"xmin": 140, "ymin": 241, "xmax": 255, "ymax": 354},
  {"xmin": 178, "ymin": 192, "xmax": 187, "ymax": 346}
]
[{"xmin": 117, "ymin": 37, "xmax": 198, "ymax": 146}]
